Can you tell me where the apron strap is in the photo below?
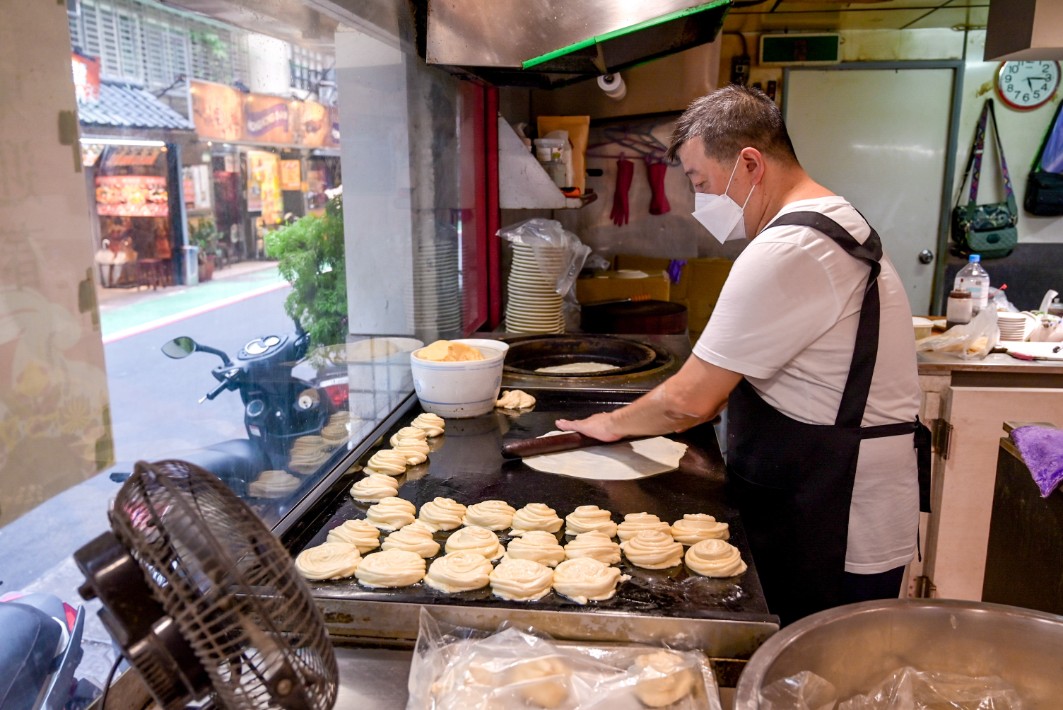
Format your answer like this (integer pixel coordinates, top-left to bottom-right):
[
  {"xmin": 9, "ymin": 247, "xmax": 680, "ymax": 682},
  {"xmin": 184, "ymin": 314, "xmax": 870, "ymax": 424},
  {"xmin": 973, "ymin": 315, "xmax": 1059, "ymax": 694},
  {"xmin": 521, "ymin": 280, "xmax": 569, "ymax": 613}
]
[{"xmin": 765, "ymin": 211, "xmax": 882, "ymax": 429}]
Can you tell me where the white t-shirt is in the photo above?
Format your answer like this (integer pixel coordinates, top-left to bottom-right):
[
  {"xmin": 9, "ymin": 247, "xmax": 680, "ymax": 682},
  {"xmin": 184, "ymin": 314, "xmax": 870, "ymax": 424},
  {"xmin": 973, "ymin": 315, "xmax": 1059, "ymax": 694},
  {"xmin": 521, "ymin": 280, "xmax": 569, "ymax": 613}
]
[{"xmin": 693, "ymin": 196, "xmax": 920, "ymax": 574}]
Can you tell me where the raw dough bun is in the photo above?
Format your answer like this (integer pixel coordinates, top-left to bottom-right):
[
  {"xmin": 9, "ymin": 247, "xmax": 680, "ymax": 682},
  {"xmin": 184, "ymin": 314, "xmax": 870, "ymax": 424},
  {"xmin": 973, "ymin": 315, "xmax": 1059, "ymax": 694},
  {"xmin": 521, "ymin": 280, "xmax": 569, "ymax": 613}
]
[
  {"xmin": 564, "ymin": 531, "xmax": 622, "ymax": 565},
  {"xmin": 670, "ymin": 513, "xmax": 729, "ymax": 545},
  {"xmin": 510, "ymin": 503, "xmax": 563, "ymax": 536},
  {"xmin": 248, "ymin": 469, "xmax": 300, "ymax": 498},
  {"xmin": 616, "ymin": 512, "xmax": 671, "ymax": 542},
  {"xmin": 418, "ymin": 497, "xmax": 468, "ymax": 531},
  {"xmin": 685, "ymin": 539, "xmax": 747, "ymax": 577},
  {"xmin": 463, "ymin": 500, "xmax": 516, "ymax": 530},
  {"xmin": 349, "ymin": 473, "xmax": 400, "ymax": 502},
  {"xmin": 620, "ymin": 530, "xmax": 683, "ymax": 570},
  {"xmin": 366, "ymin": 496, "xmax": 417, "ymax": 530},
  {"xmin": 389, "ymin": 426, "xmax": 427, "ymax": 447},
  {"xmin": 382, "ymin": 522, "xmax": 441, "ymax": 558},
  {"xmin": 294, "ymin": 542, "xmax": 361, "ymax": 580},
  {"xmin": 425, "ymin": 552, "xmax": 494, "ymax": 593},
  {"xmin": 489, "ymin": 558, "xmax": 554, "ymax": 601},
  {"xmin": 505, "ymin": 656, "xmax": 572, "ymax": 708},
  {"xmin": 411, "ymin": 413, "xmax": 445, "ymax": 437},
  {"xmin": 365, "ymin": 449, "xmax": 407, "ymax": 476},
  {"xmin": 496, "ymin": 389, "xmax": 536, "ymax": 409},
  {"xmin": 355, "ymin": 548, "xmax": 426, "ymax": 588},
  {"xmin": 326, "ymin": 519, "xmax": 381, "ymax": 553},
  {"xmin": 630, "ymin": 650, "xmax": 697, "ymax": 708},
  {"xmin": 445, "ymin": 525, "xmax": 505, "ymax": 559},
  {"xmin": 551, "ymin": 557, "xmax": 627, "ymax": 604},
  {"xmin": 393, "ymin": 438, "xmax": 430, "ymax": 465},
  {"xmin": 564, "ymin": 505, "xmax": 618, "ymax": 537},
  {"xmin": 504, "ymin": 530, "xmax": 566, "ymax": 567},
  {"xmin": 320, "ymin": 414, "xmax": 352, "ymax": 447}
]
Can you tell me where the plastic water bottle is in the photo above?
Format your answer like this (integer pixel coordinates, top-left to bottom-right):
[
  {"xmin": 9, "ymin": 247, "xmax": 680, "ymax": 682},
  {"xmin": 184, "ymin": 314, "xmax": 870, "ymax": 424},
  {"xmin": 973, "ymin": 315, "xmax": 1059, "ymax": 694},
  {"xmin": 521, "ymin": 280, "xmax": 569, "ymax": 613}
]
[{"xmin": 954, "ymin": 254, "xmax": 990, "ymax": 313}]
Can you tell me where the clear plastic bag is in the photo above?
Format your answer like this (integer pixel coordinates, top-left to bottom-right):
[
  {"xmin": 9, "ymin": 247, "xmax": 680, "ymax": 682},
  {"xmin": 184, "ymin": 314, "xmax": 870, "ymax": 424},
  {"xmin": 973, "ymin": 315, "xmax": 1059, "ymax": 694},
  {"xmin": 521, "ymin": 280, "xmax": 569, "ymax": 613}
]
[
  {"xmin": 407, "ymin": 608, "xmax": 719, "ymax": 710},
  {"xmin": 838, "ymin": 666, "xmax": 1025, "ymax": 710},
  {"xmin": 498, "ymin": 218, "xmax": 591, "ymax": 297},
  {"xmin": 915, "ymin": 306, "xmax": 998, "ymax": 360},
  {"xmin": 760, "ymin": 670, "xmax": 838, "ymax": 710}
]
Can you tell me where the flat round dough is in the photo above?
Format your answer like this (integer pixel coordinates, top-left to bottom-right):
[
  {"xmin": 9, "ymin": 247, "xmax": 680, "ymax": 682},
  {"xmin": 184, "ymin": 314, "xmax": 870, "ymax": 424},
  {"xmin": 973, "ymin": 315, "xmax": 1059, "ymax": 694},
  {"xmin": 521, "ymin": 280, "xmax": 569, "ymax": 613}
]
[
  {"xmin": 504, "ymin": 530, "xmax": 566, "ymax": 567},
  {"xmin": 630, "ymin": 650, "xmax": 697, "ymax": 708},
  {"xmin": 326, "ymin": 519, "xmax": 381, "ymax": 553},
  {"xmin": 418, "ymin": 497, "xmax": 467, "ymax": 531},
  {"xmin": 535, "ymin": 362, "xmax": 618, "ymax": 374},
  {"xmin": 411, "ymin": 413, "xmax": 445, "ymax": 437},
  {"xmin": 564, "ymin": 531, "xmax": 622, "ymax": 565},
  {"xmin": 510, "ymin": 503, "xmax": 563, "ymax": 536},
  {"xmin": 523, "ymin": 436, "xmax": 688, "ymax": 481},
  {"xmin": 389, "ymin": 426, "xmax": 427, "ymax": 446},
  {"xmin": 425, "ymin": 552, "xmax": 494, "ymax": 593},
  {"xmin": 365, "ymin": 449, "xmax": 407, "ymax": 476},
  {"xmin": 349, "ymin": 473, "xmax": 400, "ymax": 502},
  {"xmin": 445, "ymin": 525, "xmax": 505, "ymax": 560},
  {"xmin": 463, "ymin": 500, "xmax": 516, "ymax": 530},
  {"xmin": 564, "ymin": 505, "xmax": 618, "ymax": 537},
  {"xmin": 620, "ymin": 530, "xmax": 683, "ymax": 569},
  {"xmin": 671, "ymin": 513, "xmax": 730, "ymax": 545},
  {"xmin": 489, "ymin": 558, "xmax": 554, "ymax": 601},
  {"xmin": 685, "ymin": 538, "xmax": 747, "ymax": 577},
  {"xmin": 551, "ymin": 557, "xmax": 626, "ymax": 604},
  {"xmin": 295, "ymin": 542, "xmax": 361, "ymax": 580},
  {"xmin": 366, "ymin": 496, "xmax": 417, "ymax": 530},
  {"xmin": 382, "ymin": 523, "xmax": 440, "ymax": 558},
  {"xmin": 616, "ymin": 512, "xmax": 671, "ymax": 541},
  {"xmin": 505, "ymin": 656, "xmax": 571, "ymax": 708},
  {"xmin": 355, "ymin": 548, "xmax": 426, "ymax": 588}
]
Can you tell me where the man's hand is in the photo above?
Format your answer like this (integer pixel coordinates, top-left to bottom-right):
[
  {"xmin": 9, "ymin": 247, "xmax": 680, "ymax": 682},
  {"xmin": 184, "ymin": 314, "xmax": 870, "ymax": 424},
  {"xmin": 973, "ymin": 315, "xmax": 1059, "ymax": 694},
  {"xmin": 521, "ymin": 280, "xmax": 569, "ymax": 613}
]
[{"xmin": 556, "ymin": 412, "xmax": 622, "ymax": 442}]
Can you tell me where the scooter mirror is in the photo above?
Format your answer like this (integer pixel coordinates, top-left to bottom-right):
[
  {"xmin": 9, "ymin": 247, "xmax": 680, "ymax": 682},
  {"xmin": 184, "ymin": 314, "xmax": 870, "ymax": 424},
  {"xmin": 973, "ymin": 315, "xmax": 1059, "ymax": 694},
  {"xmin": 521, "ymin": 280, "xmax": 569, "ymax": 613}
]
[{"xmin": 162, "ymin": 336, "xmax": 198, "ymax": 359}]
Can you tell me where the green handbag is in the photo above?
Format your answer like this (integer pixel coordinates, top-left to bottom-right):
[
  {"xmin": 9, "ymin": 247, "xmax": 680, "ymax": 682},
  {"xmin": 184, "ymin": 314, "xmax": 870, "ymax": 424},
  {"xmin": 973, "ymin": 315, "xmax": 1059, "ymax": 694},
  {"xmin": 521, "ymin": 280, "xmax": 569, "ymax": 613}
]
[{"xmin": 951, "ymin": 100, "xmax": 1018, "ymax": 259}]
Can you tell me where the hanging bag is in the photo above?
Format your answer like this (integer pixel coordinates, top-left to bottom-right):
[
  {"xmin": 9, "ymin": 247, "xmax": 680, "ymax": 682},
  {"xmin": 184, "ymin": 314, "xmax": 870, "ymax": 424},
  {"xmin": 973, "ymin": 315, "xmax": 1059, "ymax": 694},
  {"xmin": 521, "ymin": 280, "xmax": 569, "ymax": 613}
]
[
  {"xmin": 951, "ymin": 100, "xmax": 1018, "ymax": 259},
  {"xmin": 1024, "ymin": 101, "xmax": 1063, "ymax": 216}
]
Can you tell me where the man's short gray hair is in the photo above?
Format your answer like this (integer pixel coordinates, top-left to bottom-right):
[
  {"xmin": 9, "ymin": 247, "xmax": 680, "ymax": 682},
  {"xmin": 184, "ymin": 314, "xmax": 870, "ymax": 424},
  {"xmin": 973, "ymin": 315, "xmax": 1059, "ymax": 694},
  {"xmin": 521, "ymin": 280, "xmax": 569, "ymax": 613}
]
[{"xmin": 667, "ymin": 85, "xmax": 799, "ymax": 165}]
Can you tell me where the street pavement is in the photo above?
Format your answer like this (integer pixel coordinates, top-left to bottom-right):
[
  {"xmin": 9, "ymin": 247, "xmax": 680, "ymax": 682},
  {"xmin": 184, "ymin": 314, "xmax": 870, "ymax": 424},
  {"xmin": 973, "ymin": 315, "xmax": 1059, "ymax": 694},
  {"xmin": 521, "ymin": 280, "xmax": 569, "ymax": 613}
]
[{"xmin": 0, "ymin": 259, "xmax": 290, "ymax": 689}]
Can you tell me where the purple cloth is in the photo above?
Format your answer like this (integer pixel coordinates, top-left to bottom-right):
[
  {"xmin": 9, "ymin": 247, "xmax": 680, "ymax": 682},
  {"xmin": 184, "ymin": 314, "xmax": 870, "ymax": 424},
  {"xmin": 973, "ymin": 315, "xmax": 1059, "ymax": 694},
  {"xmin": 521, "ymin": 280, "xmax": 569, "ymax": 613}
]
[{"xmin": 1010, "ymin": 425, "xmax": 1063, "ymax": 498}]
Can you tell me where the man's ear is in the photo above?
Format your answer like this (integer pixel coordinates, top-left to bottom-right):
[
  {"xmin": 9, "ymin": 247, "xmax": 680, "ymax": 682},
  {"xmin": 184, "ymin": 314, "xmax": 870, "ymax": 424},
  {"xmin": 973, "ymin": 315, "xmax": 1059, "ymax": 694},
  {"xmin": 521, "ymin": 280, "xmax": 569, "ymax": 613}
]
[{"xmin": 739, "ymin": 146, "xmax": 765, "ymax": 183}]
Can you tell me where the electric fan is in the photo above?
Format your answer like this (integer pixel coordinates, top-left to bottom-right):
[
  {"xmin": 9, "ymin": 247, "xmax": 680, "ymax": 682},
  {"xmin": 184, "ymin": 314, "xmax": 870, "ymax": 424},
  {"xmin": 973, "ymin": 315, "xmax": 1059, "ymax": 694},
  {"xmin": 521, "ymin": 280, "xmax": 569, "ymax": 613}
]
[{"xmin": 74, "ymin": 460, "xmax": 338, "ymax": 709}]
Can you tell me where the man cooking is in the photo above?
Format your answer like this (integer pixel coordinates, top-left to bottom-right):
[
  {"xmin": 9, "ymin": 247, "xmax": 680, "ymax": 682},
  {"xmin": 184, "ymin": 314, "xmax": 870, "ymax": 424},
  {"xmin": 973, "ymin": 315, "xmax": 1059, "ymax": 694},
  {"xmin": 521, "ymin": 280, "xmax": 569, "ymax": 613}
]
[{"xmin": 558, "ymin": 85, "xmax": 923, "ymax": 625}]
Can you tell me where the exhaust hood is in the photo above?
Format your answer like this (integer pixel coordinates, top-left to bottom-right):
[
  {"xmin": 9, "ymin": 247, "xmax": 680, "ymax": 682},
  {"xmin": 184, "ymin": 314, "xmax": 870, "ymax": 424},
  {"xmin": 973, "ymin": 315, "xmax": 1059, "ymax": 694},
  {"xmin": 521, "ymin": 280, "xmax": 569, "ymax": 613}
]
[
  {"xmin": 985, "ymin": 0, "xmax": 1063, "ymax": 61},
  {"xmin": 425, "ymin": 0, "xmax": 731, "ymax": 88}
]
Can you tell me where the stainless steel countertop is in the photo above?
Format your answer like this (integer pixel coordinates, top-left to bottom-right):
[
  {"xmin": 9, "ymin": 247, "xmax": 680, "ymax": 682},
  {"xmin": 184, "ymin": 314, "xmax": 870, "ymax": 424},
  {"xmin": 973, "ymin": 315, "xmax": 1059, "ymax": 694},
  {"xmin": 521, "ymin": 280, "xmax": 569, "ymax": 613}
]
[
  {"xmin": 335, "ymin": 646, "xmax": 411, "ymax": 709},
  {"xmin": 918, "ymin": 351, "xmax": 1063, "ymax": 376}
]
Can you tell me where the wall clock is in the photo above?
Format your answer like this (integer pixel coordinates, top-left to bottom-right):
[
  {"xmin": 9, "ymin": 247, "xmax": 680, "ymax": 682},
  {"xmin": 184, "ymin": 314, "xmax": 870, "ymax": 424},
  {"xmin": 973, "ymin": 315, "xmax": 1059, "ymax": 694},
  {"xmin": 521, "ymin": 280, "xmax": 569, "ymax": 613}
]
[{"xmin": 996, "ymin": 60, "xmax": 1061, "ymax": 110}]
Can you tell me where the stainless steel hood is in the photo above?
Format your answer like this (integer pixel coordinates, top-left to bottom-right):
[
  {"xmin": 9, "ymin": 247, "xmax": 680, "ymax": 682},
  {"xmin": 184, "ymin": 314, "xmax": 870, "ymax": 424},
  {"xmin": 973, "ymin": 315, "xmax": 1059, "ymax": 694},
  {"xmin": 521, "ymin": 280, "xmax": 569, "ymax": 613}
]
[{"xmin": 424, "ymin": 0, "xmax": 731, "ymax": 88}]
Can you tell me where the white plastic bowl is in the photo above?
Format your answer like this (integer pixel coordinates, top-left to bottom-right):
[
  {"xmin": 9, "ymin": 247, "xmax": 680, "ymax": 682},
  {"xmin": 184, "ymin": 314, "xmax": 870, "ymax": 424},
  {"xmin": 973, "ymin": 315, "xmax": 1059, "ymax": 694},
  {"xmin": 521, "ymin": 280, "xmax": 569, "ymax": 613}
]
[{"xmin": 410, "ymin": 339, "xmax": 509, "ymax": 418}]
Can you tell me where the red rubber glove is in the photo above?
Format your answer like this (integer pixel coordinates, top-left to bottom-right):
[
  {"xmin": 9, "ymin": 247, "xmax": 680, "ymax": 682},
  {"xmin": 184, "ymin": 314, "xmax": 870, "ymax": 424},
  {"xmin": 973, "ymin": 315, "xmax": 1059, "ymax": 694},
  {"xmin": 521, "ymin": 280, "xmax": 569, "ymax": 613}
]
[
  {"xmin": 610, "ymin": 157, "xmax": 634, "ymax": 226},
  {"xmin": 647, "ymin": 159, "xmax": 670, "ymax": 216}
]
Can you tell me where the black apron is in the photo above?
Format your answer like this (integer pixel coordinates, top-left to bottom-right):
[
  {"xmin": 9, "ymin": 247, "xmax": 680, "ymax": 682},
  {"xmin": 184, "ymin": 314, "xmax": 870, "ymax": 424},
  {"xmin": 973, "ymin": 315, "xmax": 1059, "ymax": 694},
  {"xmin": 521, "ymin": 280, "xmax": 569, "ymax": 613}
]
[{"xmin": 726, "ymin": 211, "xmax": 923, "ymax": 626}]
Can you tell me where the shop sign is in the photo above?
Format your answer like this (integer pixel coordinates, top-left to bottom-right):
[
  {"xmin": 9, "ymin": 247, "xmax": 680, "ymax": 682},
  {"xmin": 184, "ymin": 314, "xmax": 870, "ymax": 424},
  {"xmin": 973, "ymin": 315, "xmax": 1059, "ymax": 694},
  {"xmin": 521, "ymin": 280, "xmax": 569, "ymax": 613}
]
[
  {"xmin": 191, "ymin": 79, "xmax": 245, "ymax": 141},
  {"xmin": 71, "ymin": 53, "xmax": 100, "ymax": 103},
  {"xmin": 280, "ymin": 160, "xmax": 302, "ymax": 191},
  {"xmin": 297, "ymin": 101, "xmax": 330, "ymax": 147},
  {"xmin": 182, "ymin": 164, "xmax": 212, "ymax": 210},
  {"xmin": 247, "ymin": 150, "xmax": 282, "ymax": 223},
  {"xmin": 95, "ymin": 175, "xmax": 169, "ymax": 217},
  {"xmin": 246, "ymin": 95, "xmax": 294, "ymax": 144},
  {"xmin": 191, "ymin": 79, "xmax": 341, "ymax": 147}
]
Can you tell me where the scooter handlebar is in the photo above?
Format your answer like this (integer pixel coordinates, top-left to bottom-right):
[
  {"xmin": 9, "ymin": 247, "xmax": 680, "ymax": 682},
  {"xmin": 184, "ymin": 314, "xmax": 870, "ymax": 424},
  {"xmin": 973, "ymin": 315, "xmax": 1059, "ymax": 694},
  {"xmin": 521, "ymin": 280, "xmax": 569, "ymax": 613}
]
[{"xmin": 200, "ymin": 375, "xmax": 235, "ymax": 403}]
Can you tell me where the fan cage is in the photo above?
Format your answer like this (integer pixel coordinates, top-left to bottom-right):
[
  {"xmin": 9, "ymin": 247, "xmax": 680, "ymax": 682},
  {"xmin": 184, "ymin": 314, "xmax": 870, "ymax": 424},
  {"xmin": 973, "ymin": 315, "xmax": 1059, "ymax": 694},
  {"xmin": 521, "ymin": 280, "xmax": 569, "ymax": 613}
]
[{"xmin": 110, "ymin": 460, "xmax": 338, "ymax": 710}]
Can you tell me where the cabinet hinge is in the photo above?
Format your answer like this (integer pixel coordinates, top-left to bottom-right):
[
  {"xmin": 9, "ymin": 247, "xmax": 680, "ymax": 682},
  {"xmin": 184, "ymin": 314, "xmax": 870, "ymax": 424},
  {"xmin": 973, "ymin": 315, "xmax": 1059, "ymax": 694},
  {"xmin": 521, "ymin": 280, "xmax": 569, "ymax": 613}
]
[{"xmin": 933, "ymin": 418, "xmax": 953, "ymax": 460}]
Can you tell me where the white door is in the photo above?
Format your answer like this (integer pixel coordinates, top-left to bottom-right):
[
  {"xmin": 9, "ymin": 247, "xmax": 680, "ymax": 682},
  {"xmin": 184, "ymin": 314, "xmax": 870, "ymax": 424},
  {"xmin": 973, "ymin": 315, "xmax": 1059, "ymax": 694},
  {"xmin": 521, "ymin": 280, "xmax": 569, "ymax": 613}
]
[{"xmin": 784, "ymin": 67, "xmax": 955, "ymax": 314}]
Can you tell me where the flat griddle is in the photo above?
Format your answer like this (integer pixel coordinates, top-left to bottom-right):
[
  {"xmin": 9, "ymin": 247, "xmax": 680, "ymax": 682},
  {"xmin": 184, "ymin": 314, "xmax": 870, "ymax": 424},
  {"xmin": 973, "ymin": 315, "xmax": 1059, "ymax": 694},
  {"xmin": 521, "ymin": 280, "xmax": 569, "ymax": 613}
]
[{"xmin": 285, "ymin": 391, "xmax": 777, "ymax": 660}]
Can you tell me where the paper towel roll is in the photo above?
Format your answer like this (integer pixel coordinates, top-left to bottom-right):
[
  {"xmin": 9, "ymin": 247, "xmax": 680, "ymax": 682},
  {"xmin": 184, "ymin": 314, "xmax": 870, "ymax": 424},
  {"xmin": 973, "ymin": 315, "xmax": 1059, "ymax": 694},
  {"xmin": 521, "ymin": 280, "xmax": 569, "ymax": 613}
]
[{"xmin": 597, "ymin": 73, "xmax": 627, "ymax": 101}]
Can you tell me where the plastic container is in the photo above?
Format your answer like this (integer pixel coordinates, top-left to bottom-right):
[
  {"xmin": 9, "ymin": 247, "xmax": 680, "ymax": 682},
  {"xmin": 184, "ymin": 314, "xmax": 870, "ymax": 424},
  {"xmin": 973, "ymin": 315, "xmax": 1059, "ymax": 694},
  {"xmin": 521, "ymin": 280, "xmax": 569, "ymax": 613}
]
[
  {"xmin": 533, "ymin": 138, "xmax": 565, "ymax": 163},
  {"xmin": 946, "ymin": 289, "xmax": 973, "ymax": 329},
  {"xmin": 953, "ymin": 254, "xmax": 990, "ymax": 313},
  {"xmin": 409, "ymin": 339, "xmax": 509, "ymax": 418}
]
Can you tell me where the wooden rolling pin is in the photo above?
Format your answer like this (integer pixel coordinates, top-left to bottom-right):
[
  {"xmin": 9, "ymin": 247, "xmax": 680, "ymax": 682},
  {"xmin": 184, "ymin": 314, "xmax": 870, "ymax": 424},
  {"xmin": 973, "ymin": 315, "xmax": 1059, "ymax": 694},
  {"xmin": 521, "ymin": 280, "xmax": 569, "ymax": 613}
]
[{"xmin": 501, "ymin": 432, "xmax": 633, "ymax": 459}]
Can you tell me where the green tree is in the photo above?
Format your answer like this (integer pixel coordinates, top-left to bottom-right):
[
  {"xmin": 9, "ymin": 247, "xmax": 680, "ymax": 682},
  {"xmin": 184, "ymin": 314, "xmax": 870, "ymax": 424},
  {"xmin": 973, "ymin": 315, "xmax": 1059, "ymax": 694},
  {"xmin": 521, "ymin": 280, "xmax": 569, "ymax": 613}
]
[{"xmin": 264, "ymin": 198, "xmax": 347, "ymax": 346}]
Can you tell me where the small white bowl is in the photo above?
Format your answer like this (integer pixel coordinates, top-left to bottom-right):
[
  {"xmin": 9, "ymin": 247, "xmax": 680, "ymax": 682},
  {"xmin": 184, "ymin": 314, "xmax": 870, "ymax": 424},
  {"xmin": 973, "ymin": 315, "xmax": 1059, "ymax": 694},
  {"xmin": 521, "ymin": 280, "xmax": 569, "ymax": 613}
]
[{"xmin": 410, "ymin": 339, "xmax": 509, "ymax": 418}]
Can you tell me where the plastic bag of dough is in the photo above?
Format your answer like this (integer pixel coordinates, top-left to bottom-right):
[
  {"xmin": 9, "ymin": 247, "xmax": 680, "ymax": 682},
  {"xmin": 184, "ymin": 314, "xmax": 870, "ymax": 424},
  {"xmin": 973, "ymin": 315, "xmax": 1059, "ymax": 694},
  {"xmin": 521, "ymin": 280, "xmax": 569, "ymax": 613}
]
[{"xmin": 915, "ymin": 306, "xmax": 998, "ymax": 360}]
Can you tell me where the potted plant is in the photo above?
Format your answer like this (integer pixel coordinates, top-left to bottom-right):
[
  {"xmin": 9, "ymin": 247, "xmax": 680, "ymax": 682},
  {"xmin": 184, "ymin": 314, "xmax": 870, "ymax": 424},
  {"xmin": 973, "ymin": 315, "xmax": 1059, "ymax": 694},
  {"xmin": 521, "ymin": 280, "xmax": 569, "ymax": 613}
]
[
  {"xmin": 189, "ymin": 218, "xmax": 219, "ymax": 282},
  {"xmin": 264, "ymin": 196, "xmax": 347, "ymax": 346}
]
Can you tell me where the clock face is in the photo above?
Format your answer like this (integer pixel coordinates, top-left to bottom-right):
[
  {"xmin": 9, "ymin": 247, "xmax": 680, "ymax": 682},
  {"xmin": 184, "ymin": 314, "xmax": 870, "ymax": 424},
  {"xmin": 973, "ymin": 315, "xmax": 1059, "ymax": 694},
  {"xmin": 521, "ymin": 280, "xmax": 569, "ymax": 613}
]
[{"xmin": 996, "ymin": 60, "xmax": 1061, "ymax": 110}]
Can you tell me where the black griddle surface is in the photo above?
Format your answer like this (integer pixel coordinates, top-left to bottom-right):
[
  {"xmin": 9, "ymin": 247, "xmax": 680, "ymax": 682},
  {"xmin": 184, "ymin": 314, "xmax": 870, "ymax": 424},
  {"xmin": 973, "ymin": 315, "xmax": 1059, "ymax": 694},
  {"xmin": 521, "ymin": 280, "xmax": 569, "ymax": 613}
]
[{"xmin": 291, "ymin": 392, "xmax": 773, "ymax": 622}]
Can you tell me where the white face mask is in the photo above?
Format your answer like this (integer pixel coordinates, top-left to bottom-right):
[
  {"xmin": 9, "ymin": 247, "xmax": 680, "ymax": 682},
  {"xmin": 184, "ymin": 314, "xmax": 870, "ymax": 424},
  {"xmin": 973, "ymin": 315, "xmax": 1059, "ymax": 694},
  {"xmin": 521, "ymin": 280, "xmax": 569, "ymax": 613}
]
[{"xmin": 691, "ymin": 157, "xmax": 756, "ymax": 244}]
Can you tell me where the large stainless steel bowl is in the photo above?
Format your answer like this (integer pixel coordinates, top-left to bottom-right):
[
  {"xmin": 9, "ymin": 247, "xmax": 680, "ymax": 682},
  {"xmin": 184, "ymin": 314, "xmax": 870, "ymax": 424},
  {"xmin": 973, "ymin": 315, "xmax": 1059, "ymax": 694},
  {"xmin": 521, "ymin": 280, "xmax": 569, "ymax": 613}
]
[{"xmin": 735, "ymin": 599, "xmax": 1063, "ymax": 709}]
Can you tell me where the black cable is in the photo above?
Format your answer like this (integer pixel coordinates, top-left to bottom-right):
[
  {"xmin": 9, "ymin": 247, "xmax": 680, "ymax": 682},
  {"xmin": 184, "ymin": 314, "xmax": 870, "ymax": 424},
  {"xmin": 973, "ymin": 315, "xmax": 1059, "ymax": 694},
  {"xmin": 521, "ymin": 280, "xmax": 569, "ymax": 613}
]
[{"xmin": 99, "ymin": 653, "xmax": 124, "ymax": 710}]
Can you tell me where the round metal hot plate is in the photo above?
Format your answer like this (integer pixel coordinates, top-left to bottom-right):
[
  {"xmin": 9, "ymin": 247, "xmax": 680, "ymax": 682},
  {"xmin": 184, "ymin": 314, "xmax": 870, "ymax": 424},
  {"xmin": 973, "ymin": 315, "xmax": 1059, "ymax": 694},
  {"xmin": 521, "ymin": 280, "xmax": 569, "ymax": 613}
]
[{"xmin": 502, "ymin": 334, "xmax": 657, "ymax": 376}]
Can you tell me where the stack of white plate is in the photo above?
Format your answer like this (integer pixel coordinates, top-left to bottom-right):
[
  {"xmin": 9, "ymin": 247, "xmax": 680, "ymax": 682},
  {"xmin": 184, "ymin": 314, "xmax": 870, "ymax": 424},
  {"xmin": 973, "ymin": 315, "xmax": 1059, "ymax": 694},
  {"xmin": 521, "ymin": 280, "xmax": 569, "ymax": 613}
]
[
  {"xmin": 505, "ymin": 242, "xmax": 565, "ymax": 334},
  {"xmin": 409, "ymin": 231, "xmax": 462, "ymax": 339},
  {"xmin": 997, "ymin": 312, "xmax": 1030, "ymax": 341}
]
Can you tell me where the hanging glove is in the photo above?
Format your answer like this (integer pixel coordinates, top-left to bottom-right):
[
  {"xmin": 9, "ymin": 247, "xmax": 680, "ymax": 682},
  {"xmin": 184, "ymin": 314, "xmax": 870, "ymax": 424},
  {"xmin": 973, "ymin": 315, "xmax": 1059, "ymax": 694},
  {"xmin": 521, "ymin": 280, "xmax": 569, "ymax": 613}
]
[
  {"xmin": 646, "ymin": 159, "xmax": 670, "ymax": 215},
  {"xmin": 610, "ymin": 157, "xmax": 635, "ymax": 226}
]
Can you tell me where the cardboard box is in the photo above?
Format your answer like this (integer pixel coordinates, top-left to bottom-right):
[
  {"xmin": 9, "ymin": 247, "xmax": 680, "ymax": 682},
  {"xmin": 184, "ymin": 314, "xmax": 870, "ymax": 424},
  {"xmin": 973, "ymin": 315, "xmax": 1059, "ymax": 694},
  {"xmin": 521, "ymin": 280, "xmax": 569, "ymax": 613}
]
[{"xmin": 576, "ymin": 270, "xmax": 670, "ymax": 304}]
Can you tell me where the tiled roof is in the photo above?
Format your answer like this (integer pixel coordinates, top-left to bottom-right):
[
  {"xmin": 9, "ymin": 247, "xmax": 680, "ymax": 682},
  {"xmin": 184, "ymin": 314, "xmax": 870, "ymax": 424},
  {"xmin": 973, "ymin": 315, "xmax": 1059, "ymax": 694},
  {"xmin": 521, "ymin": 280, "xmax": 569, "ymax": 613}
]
[{"xmin": 78, "ymin": 80, "xmax": 194, "ymax": 131}]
